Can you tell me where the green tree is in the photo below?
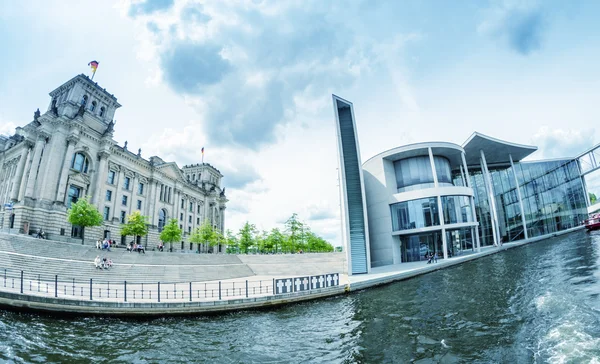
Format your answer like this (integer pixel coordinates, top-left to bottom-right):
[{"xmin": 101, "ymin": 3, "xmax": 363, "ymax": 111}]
[
  {"xmin": 67, "ymin": 196, "xmax": 103, "ymax": 244},
  {"xmin": 159, "ymin": 218, "xmax": 181, "ymax": 252},
  {"xmin": 211, "ymin": 228, "xmax": 225, "ymax": 252},
  {"xmin": 589, "ymin": 192, "xmax": 597, "ymax": 205},
  {"xmin": 267, "ymin": 228, "xmax": 286, "ymax": 253},
  {"xmin": 192, "ymin": 219, "xmax": 215, "ymax": 253},
  {"xmin": 225, "ymin": 229, "xmax": 239, "ymax": 254},
  {"xmin": 121, "ymin": 211, "xmax": 149, "ymax": 247},
  {"xmin": 238, "ymin": 222, "xmax": 256, "ymax": 254},
  {"xmin": 284, "ymin": 213, "xmax": 304, "ymax": 252}
]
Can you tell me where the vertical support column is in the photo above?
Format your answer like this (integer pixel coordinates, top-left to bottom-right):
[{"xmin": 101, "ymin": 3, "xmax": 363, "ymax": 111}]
[
  {"xmin": 91, "ymin": 151, "xmax": 109, "ymax": 205},
  {"xmin": 24, "ymin": 133, "xmax": 48, "ymax": 198},
  {"xmin": 129, "ymin": 172, "xmax": 137, "ymax": 215},
  {"xmin": 55, "ymin": 136, "xmax": 79, "ymax": 202},
  {"xmin": 38, "ymin": 131, "xmax": 68, "ymax": 201},
  {"xmin": 429, "ymin": 147, "xmax": 447, "ymax": 259},
  {"xmin": 10, "ymin": 142, "xmax": 32, "ymax": 201},
  {"xmin": 461, "ymin": 152, "xmax": 481, "ymax": 251},
  {"xmin": 146, "ymin": 180, "xmax": 158, "ymax": 226},
  {"xmin": 509, "ymin": 154, "xmax": 528, "ymax": 240},
  {"xmin": 111, "ymin": 166, "xmax": 122, "ymax": 222},
  {"xmin": 480, "ymin": 150, "xmax": 500, "ymax": 247}
]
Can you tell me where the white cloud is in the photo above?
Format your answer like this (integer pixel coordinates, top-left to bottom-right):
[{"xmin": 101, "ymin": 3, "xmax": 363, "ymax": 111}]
[
  {"xmin": 531, "ymin": 126, "xmax": 595, "ymax": 159},
  {"xmin": 0, "ymin": 120, "xmax": 16, "ymax": 137}
]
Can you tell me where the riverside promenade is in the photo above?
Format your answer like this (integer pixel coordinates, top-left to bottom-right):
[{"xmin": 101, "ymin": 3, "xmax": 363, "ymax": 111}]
[{"xmin": 0, "ymin": 227, "xmax": 583, "ymax": 316}]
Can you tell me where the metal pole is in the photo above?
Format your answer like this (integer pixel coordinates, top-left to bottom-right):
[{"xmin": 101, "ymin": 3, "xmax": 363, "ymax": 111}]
[
  {"xmin": 55, "ymin": 275, "xmax": 57, "ymax": 297},
  {"xmin": 189, "ymin": 282, "xmax": 192, "ymax": 302},
  {"xmin": 158, "ymin": 282, "xmax": 161, "ymax": 302},
  {"xmin": 246, "ymin": 280, "xmax": 248, "ymax": 298},
  {"xmin": 20, "ymin": 271, "xmax": 23, "ymax": 294},
  {"xmin": 218, "ymin": 281, "xmax": 221, "ymax": 300},
  {"xmin": 124, "ymin": 281, "xmax": 127, "ymax": 302},
  {"xmin": 89, "ymin": 279, "xmax": 93, "ymax": 300}
]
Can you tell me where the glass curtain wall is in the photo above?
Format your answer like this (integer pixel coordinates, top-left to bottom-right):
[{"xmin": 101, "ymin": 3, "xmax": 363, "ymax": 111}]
[
  {"xmin": 467, "ymin": 159, "xmax": 588, "ymax": 244},
  {"xmin": 394, "ymin": 156, "xmax": 434, "ymax": 192},
  {"xmin": 400, "ymin": 232, "xmax": 443, "ymax": 262},
  {"xmin": 445, "ymin": 227, "xmax": 474, "ymax": 257},
  {"xmin": 390, "ymin": 197, "xmax": 439, "ymax": 231},
  {"xmin": 441, "ymin": 195, "xmax": 473, "ymax": 224},
  {"xmin": 514, "ymin": 160, "xmax": 587, "ymax": 238}
]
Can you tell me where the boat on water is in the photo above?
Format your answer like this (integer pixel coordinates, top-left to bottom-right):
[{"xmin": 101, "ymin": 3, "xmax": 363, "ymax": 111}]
[{"xmin": 584, "ymin": 213, "xmax": 600, "ymax": 230}]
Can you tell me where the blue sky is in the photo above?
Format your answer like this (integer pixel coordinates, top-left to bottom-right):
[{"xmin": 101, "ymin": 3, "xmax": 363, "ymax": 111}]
[{"xmin": 1, "ymin": 0, "xmax": 599, "ymax": 245}]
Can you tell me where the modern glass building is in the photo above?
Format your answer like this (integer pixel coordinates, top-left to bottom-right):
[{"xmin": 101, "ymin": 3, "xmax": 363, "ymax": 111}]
[{"xmin": 361, "ymin": 132, "xmax": 589, "ymax": 268}]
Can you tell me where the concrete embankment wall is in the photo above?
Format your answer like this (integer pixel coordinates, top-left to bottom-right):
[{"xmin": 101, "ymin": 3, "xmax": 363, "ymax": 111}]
[{"xmin": 239, "ymin": 253, "xmax": 346, "ymax": 276}]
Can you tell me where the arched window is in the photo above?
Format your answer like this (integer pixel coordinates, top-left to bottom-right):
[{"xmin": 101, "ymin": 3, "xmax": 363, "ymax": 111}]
[
  {"xmin": 90, "ymin": 101, "xmax": 97, "ymax": 112},
  {"xmin": 81, "ymin": 95, "xmax": 88, "ymax": 106},
  {"xmin": 99, "ymin": 107, "xmax": 105, "ymax": 117},
  {"xmin": 158, "ymin": 209, "xmax": 167, "ymax": 232},
  {"xmin": 71, "ymin": 152, "xmax": 89, "ymax": 173}
]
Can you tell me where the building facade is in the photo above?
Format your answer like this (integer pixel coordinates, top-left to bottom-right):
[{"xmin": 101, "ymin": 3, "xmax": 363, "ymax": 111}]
[
  {"xmin": 0, "ymin": 74, "xmax": 227, "ymax": 249},
  {"xmin": 333, "ymin": 96, "xmax": 591, "ymax": 272}
]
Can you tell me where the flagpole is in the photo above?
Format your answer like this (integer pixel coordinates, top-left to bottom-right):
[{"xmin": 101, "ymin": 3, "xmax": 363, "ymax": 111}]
[{"xmin": 91, "ymin": 70, "xmax": 96, "ymax": 81}]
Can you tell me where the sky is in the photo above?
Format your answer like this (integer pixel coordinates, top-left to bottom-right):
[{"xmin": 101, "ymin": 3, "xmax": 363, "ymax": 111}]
[{"xmin": 1, "ymin": 0, "xmax": 600, "ymax": 247}]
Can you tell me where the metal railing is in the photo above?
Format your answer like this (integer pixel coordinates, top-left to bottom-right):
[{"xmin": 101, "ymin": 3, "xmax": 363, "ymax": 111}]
[
  {"xmin": 0, "ymin": 268, "xmax": 342, "ymax": 304},
  {"xmin": 0, "ymin": 267, "xmax": 274, "ymax": 303}
]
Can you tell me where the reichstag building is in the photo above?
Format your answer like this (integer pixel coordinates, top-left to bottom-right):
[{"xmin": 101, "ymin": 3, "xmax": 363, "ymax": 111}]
[{"xmin": 0, "ymin": 74, "xmax": 227, "ymax": 249}]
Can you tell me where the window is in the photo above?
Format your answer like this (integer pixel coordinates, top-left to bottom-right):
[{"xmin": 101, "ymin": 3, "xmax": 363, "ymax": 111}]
[
  {"xmin": 137, "ymin": 200, "xmax": 142, "ymax": 210},
  {"xmin": 138, "ymin": 182, "xmax": 144, "ymax": 195},
  {"xmin": 107, "ymin": 170, "xmax": 116, "ymax": 184},
  {"xmin": 105, "ymin": 190, "xmax": 112, "ymax": 202},
  {"xmin": 179, "ymin": 225, "xmax": 182, "ymax": 230},
  {"xmin": 71, "ymin": 153, "xmax": 89, "ymax": 173},
  {"xmin": 103, "ymin": 206, "xmax": 110, "ymax": 221},
  {"xmin": 120, "ymin": 211, "xmax": 126, "ymax": 224},
  {"xmin": 122, "ymin": 195, "xmax": 128, "ymax": 206},
  {"xmin": 197, "ymin": 205, "xmax": 201, "ymax": 214},
  {"xmin": 188, "ymin": 215, "xmax": 192, "ymax": 223},
  {"xmin": 67, "ymin": 185, "xmax": 81, "ymax": 207},
  {"xmin": 181, "ymin": 199, "xmax": 184, "ymax": 208},
  {"xmin": 189, "ymin": 202, "xmax": 193, "ymax": 212},
  {"xmin": 158, "ymin": 209, "xmax": 166, "ymax": 232},
  {"xmin": 124, "ymin": 177, "xmax": 131, "ymax": 190},
  {"xmin": 99, "ymin": 107, "xmax": 105, "ymax": 117},
  {"xmin": 188, "ymin": 226, "xmax": 191, "ymax": 234},
  {"xmin": 180, "ymin": 213, "xmax": 183, "ymax": 221},
  {"xmin": 81, "ymin": 95, "xmax": 88, "ymax": 106},
  {"xmin": 90, "ymin": 101, "xmax": 97, "ymax": 112}
]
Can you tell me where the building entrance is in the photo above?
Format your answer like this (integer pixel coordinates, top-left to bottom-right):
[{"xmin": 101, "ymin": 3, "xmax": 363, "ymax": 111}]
[{"xmin": 400, "ymin": 231, "xmax": 443, "ymax": 262}]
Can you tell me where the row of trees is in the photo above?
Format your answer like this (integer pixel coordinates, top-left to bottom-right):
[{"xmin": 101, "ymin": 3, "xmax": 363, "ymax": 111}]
[
  {"xmin": 66, "ymin": 198, "xmax": 335, "ymax": 254},
  {"xmin": 225, "ymin": 213, "xmax": 334, "ymax": 254}
]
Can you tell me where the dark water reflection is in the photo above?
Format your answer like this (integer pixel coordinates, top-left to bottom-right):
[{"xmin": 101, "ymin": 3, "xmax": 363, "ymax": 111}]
[{"xmin": 1, "ymin": 231, "xmax": 599, "ymax": 363}]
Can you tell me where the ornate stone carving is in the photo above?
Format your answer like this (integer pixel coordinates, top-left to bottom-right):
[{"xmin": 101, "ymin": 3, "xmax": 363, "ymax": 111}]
[
  {"xmin": 108, "ymin": 161, "xmax": 121, "ymax": 172},
  {"xmin": 98, "ymin": 151, "xmax": 110, "ymax": 160},
  {"xmin": 66, "ymin": 135, "xmax": 80, "ymax": 145}
]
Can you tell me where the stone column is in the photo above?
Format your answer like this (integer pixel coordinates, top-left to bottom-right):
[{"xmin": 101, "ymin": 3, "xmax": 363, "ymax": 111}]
[
  {"xmin": 24, "ymin": 132, "xmax": 49, "ymax": 198},
  {"xmin": 55, "ymin": 136, "xmax": 79, "ymax": 203},
  {"xmin": 111, "ymin": 166, "xmax": 122, "ymax": 222},
  {"xmin": 10, "ymin": 142, "xmax": 33, "ymax": 201},
  {"xmin": 38, "ymin": 131, "xmax": 68, "ymax": 202},
  {"xmin": 91, "ymin": 151, "xmax": 110, "ymax": 205},
  {"xmin": 147, "ymin": 180, "xmax": 158, "ymax": 226}
]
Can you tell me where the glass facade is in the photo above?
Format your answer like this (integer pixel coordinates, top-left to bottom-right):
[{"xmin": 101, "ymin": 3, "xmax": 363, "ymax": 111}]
[
  {"xmin": 390, "ymin": 197, "xmax": 439, "ymax": 231},
  {"xmin": 394, "ymin": 156, "xmax": 453, "ymax": 192},
  {"xmin": 400, "ymin": 232, "xmax": 443, "ymax": 262},
  {"xmin": 468, "ymin": 159, "xmax": 588, "ymax": 246},
  {"xmin": 441, "ymin": 195, "xmax": 473, "ymax": 224}
]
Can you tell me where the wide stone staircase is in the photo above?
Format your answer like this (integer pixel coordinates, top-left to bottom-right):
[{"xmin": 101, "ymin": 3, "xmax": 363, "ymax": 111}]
[
  {"xmin": 0, "ymin": 234, "xmax": 254, "ymax": 284},
  {"xmin": 0, "ymin": 233, "xmax": 347, "ymax": 286}
]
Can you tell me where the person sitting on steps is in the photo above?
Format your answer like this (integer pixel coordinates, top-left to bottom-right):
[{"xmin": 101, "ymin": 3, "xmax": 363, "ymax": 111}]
[{"xmin": 94, "ymin": 256, "xmax": 102, "ymax": 269}]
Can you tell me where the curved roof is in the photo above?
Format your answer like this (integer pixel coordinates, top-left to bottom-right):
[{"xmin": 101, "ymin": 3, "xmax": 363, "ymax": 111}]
[
  {"xmin": 462, "ymin": 132, "xmax": 537, "ymax": 166},
  {"xmin": 363, "ymin": 141, "xmax": 465, "ymax": 168}
]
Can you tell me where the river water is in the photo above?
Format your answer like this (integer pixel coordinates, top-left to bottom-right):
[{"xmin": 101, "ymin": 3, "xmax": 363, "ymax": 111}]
[{"xmin": 1, "ymin": 230, "xmax": 599, "ymax": 363}]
